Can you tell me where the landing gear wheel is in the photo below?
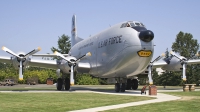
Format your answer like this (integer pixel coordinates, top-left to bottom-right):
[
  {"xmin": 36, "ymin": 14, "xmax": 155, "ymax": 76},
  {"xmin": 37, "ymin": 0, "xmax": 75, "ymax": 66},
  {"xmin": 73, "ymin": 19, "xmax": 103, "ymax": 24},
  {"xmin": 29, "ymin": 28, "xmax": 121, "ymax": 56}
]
[
  {"xmin": 131, "ymin": 79, "xmax": 138, "ymax": 90},
  {"xmin": 56, "ymin": 78, "xmax": 63, "ymax": 91},
  {"xmin": 65, "ymin": 78, "xmax": 70, "ymax": 90},
  {"xmin": 126, "ymin": 79, "xmax": 132, "ymax": 90},
  {"xmin": 121, "ymin": 83, "xmax": 126, "ymax": 92},
  {"xmin": 115, "ymin": 83, "xmax": 120, "ymax": 92}
]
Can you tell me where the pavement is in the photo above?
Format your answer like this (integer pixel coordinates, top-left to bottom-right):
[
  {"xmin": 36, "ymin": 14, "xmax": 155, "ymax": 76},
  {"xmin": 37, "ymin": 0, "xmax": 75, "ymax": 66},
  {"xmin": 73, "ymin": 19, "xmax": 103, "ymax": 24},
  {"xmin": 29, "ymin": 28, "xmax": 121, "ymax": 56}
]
[{"xmin": 69, "ymin": 91, "xmax": 181, "ymax": 112}]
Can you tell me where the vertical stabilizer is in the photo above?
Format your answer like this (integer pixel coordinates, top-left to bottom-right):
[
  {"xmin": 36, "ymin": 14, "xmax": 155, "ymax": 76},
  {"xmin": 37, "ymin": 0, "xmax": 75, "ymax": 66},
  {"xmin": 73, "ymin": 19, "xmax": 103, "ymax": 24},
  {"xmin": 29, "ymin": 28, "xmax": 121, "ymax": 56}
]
[{"xmin": 71, "ymin": 15, "xmax": 77, "ymax": 47}]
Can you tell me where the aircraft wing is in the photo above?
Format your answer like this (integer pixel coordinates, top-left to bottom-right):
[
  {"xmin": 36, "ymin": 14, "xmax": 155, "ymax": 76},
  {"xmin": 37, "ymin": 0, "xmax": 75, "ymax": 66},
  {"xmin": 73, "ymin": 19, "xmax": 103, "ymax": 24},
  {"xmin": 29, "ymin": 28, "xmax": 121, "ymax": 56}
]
[
  {"xmin": 0, "ymin": 56, "xmax": 11, "ymax": 64},
  {"xmin": 187, "ymin": 59, "xmax": 200, "ymax": 65},
  {"xmin": 152, "ymin": 61, "xmax": 167, "ymax": 68},
  {"xmin": 29, "ymin": 59, "xmax": 57, "ymax": 69},
  {"xmin": 33, "ymin": 54, "xmax": 68, "ymax": 57}
]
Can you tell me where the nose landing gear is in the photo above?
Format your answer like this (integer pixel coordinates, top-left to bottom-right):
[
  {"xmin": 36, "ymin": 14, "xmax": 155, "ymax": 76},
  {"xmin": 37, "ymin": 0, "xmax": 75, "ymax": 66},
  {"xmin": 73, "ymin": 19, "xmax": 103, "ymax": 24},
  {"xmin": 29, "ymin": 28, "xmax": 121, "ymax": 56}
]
[{"xmin": 126, "ymin": 79, "xmax": 138, "ymax": 90}]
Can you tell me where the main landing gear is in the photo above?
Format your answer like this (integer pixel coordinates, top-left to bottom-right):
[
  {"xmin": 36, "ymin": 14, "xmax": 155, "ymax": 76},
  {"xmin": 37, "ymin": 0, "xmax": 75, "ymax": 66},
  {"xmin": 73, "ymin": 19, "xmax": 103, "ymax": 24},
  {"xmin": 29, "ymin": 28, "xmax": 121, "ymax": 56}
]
[
  {"xmin": 56, "ymin": 77, "xmax": 70, "ymax": 91},
  {"xmin": 115, "ymin": 78, "xmax": 139, "ymax": 92}
]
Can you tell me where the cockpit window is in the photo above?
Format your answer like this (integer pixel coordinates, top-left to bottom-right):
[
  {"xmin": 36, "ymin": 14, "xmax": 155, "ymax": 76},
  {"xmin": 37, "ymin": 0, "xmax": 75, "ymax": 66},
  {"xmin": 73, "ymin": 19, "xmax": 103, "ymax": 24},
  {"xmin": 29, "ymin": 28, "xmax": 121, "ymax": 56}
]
[
  {"xmin": 121, "ymin": 22, "xmax": 146, "ymax": 32},
  {"xmin": 120, "ymin": 23, "xmax": 126, "ymax": 28},
  {"xmin": 127, "ymin": 23, "xmax": 131, "ymax": 27},
  {"xmin": 135, "ymin": 23, "xmax": 140, "ymax": 26},
  {"xmin": 130, "ymin": 23, "xmax": 135, "ymax": 27},
  {"xmin": 140, "ymin": 23, "xmax": 145, "ymax": 27}
]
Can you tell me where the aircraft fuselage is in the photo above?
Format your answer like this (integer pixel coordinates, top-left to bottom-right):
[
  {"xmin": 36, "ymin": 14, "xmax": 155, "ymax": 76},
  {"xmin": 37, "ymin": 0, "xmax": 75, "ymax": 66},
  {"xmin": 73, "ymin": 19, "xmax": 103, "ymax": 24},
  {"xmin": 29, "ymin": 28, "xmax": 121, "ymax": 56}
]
[{"xmin": 69, "ymin": 22, "xmax": 154, "ymax": 78}]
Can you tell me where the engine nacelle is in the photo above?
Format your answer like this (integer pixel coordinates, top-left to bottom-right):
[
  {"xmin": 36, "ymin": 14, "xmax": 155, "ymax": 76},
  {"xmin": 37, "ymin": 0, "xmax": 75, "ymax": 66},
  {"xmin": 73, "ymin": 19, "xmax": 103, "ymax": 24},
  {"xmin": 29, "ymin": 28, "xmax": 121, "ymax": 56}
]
[
  {"xmin": 161, "ymin": 56, "xmax": 185, "ymax": 71},
  {"xmin": 11, "ymin": 55, "xmax": 30, "ymax": 70},
  {"xmin": 57, "ymin": 59, "xmax": 71, "ymax": 74},
  {"xmin": 56, "ymin": 56, "xmax": 92, "ymax": 74},
  {"xmin": 76, "ymin": 62, "xmax": 91, "ymax": 73}
]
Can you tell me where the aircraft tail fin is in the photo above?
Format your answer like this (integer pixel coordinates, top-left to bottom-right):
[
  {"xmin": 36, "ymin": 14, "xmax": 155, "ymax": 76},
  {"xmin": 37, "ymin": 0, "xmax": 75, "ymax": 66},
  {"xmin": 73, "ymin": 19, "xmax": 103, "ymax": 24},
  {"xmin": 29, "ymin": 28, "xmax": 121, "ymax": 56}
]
[{"xmin": 71, "ymin": 15, "xmax": 83, "ymax": 47}]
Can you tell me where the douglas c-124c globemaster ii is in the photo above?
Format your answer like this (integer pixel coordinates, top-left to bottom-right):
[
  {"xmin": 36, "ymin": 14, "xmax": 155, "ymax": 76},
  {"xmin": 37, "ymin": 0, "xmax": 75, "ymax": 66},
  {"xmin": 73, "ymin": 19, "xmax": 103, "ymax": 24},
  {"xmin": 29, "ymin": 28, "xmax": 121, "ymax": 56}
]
[
  {"xmin": 36, "ymin": 15, "xmax": 155, "ymax": 92},
  {"xmin": 1, "ymin": 15, "xmax": 200, "ymax": 92}
]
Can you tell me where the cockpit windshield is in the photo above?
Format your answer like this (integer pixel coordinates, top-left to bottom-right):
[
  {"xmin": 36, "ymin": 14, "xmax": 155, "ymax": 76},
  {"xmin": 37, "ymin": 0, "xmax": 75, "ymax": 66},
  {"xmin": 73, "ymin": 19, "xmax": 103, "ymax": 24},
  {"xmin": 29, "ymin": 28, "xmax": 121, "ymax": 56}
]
[{"xmin": 121, "ymin": 22, "xmax": 147, "ymax": 32}]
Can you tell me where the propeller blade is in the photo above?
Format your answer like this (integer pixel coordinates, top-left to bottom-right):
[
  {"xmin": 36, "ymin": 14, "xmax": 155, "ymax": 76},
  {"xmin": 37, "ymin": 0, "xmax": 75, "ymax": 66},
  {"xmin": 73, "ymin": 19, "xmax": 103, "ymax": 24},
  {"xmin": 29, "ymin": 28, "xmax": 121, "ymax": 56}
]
[
  {"xmin": 54, "ymin": 51, "xmax": 71, "ymax": 62},
  {"xmin": 151, "ymin": 53, "xmax": 165, "ymax": 63},
  {"xmin": 86, "ymin": 52, "xmax": 92, "ymax": 57},
  {"xmin": 182, "ymin": 63, "xmax": 186, "ymax": 81},
  {"xmin": 2, "ymin": 46, "xmax": 19, "ymax": 58},
  {"xmin": 170, "ymin": 51, "xmax": 182, "ymax": 60},
  {"xmin": 19, "ymin": 60, "xmax": 23, "ymax": 80},
  {"xmin": 76, "ymin": 52, "xmax": 92, "ymax": 62},
  {"xmin": 24, "ymin": 47, "xmax": 41, "ymax": 57},
  {"xmin": 70, "ymin": 66, "xmax": 74, "ymax": 86},
  {"xmin": 148, "ymin": 66, "xmax": 153, "ymax": 85}
]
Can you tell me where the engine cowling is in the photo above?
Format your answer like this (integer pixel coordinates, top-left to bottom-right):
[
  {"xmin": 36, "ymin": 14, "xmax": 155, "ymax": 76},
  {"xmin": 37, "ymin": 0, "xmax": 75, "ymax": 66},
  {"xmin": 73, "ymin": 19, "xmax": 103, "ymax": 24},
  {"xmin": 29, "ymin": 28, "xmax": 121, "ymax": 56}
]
[
  {"xmin": 11, "ymin": 54, "xmax": 30, "ymax": 70},
  {"xmin": 161, "ymin": 56, "xmax": 185, "ymax": 71}
]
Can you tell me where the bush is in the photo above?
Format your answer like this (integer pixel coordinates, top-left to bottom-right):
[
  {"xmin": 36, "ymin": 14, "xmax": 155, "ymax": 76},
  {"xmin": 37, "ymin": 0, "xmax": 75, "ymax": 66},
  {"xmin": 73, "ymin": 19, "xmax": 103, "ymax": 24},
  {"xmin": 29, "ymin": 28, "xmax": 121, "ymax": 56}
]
[{"xmin": 75, "ymin": 74, "xmax": 99, "ymax": 85}]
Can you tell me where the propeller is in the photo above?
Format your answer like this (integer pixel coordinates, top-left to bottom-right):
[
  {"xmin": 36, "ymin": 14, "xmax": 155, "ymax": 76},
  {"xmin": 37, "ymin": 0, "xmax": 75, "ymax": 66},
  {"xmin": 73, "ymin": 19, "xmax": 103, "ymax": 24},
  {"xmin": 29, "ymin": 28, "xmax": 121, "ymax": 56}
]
[
  {"xmin": 170, "ymin": 51, "xmax": 187, "ymax": 81},
  {"xmin": 2, "ymin": 46, "xmax": 41, "ymax": 80},
  {"xmin": 54, "ymin": 51, "xmax": 92, "ymax": 85},
  {"xmin": 148, "ymin": 53, "xmax": 165, "ymax": 85}
]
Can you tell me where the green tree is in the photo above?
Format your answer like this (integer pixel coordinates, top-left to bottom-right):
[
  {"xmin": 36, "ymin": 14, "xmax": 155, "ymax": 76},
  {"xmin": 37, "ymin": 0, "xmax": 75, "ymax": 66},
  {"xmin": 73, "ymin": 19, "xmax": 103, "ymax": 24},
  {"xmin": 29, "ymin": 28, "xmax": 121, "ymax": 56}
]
[
  {"xmin": 51, "ymin": 34, "xmax": 71, "ymax": 54},
  {"xmin": 171, "ymin": 31, "xmax": 199, "ymax": 84},
  {"xmin": 172, "ymin": 31, "xmax": 199, "ymax": 59}
]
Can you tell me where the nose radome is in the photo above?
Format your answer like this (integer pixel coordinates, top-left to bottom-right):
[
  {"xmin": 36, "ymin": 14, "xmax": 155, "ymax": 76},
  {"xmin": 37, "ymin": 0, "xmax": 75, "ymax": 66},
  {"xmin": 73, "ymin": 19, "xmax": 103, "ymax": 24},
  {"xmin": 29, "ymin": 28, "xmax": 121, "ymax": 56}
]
[{"xmin": 139, "ymin": 30, "xmax": 154, "ymax": 42}]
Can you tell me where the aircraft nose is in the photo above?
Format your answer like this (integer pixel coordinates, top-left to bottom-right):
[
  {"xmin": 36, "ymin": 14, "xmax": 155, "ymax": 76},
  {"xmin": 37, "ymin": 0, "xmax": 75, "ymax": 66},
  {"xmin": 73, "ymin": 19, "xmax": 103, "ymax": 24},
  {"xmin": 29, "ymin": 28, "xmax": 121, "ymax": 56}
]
[{"xmin": 139, "ymin": 30, "xmax": 154, "ymax": 42}]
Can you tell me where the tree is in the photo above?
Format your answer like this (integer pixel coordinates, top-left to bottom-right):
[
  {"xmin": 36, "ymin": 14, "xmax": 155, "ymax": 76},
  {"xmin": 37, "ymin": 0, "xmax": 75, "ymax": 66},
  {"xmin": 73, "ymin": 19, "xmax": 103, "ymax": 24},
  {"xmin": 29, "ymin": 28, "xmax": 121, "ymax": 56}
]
[
  {"xmin": 171, "ymin": 31, "xmax": 200, "ymax": 84},
  {"xmin": 172, "ymin": 31, "xmax": 199, "ymax": 59},
  {"xmin": 51, "ymin": 34, "xmax": 71, "ymax": 54}
]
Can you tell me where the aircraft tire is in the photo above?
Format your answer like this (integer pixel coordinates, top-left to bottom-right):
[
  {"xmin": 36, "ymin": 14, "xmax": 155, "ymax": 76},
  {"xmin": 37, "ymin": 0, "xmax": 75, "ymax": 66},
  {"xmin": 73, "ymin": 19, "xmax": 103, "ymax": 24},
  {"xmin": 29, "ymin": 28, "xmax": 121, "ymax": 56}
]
[
  {"xmin": 57, "ymin": 78, "xmax": 63, "ymax": 91},
  {"xmin": 126, "ymin": 79, "xmax": 132, "ymax": 90},
  {"xmin": 121, "ymin": 83, "xmax": 126, "ymax": 92},
  {"xmin": 131, "ymin": 79, "xmax": 138, "ymax": 90},
  {"xmin": 115, "ymin": 83, "xmax": 120, "ymax": 92},
  {"xmin": 65, "ymin": 78, "xmax": 70, "ymax": 90}
]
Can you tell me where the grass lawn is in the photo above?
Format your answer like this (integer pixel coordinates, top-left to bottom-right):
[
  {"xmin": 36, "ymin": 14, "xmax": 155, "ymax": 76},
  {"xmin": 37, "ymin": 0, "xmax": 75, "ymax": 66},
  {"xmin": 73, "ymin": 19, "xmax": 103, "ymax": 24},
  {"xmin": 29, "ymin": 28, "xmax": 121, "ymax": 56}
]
[
  {"xmin": 0, "ymin": 92, "xmax": 153, "ymax": 112},
  {"xmin": 106, "ymin": 91, "xmax": 200, "ymax": 112}
]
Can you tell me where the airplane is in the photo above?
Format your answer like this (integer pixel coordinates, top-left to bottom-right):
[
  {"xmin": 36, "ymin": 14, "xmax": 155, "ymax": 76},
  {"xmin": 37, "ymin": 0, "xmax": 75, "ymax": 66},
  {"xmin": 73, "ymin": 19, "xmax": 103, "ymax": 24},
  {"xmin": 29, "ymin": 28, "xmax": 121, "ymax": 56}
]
[
  {"xmin": 1, "ymin": 15, "xmax": 200, "ymax": 92},
  {"xmin": 31, "ymin": 15, "xmax": 155, "ymax": 92}
]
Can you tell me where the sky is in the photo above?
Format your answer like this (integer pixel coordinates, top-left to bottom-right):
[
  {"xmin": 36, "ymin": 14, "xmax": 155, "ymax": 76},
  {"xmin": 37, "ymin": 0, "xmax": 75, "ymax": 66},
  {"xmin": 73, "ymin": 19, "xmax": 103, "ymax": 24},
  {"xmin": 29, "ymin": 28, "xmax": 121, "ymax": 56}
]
[{"xmin": 0, "ymin": 0, "xmax": 200, "ymax": 59}]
